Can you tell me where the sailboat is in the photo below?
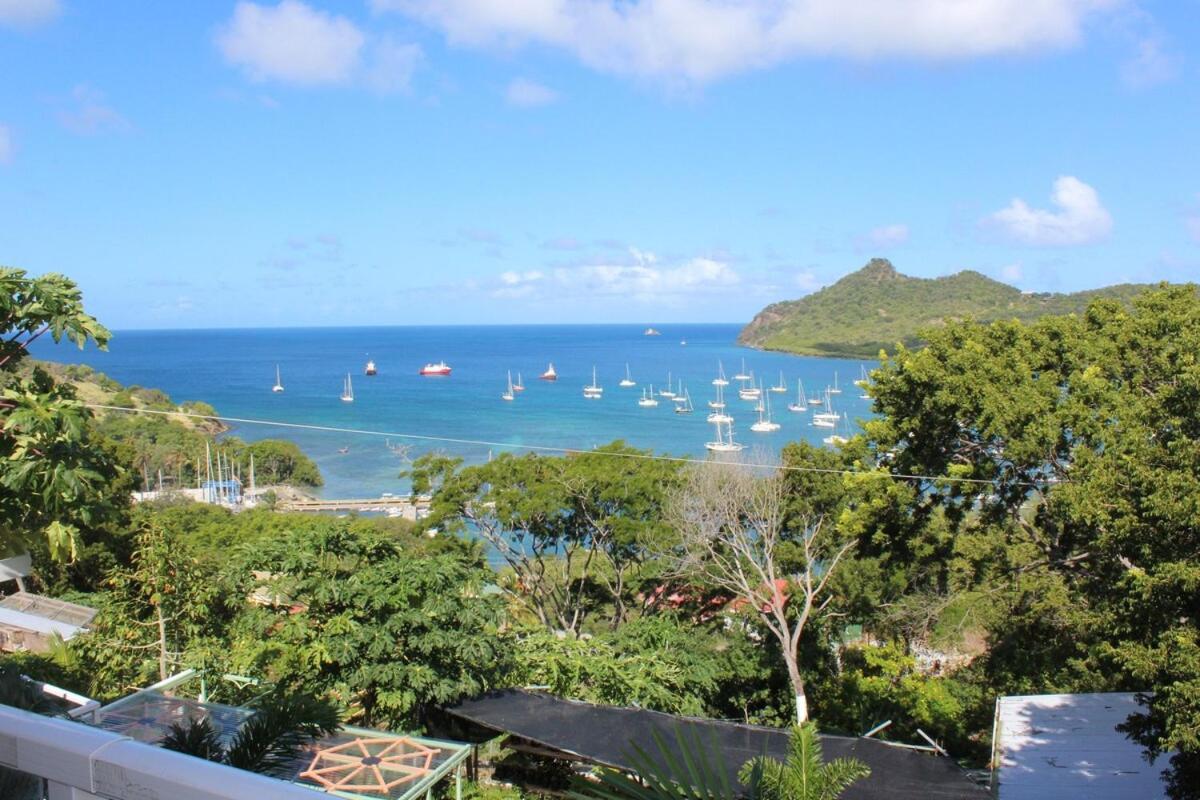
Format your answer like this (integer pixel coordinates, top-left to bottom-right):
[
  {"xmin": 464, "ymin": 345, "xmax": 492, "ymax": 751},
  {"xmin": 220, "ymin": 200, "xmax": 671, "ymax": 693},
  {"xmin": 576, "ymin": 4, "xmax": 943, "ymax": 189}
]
[
  {"xmin": 340, "ymin": 373, "xmax": 354, "ymax": 403},
  {"xmin": 751, "ymin": 384, "xmax": 781, "ymax": 432},
  {"xmin": 812, "ymin": 390, "xmax": 838, "ymax": 428},
  {"xmin": 271, "ymin": 365, "xmax": 284, "ymax": 393},
  {"xmin": 705, "ymin": 418, "xmax": 744, "ymax": 452},
  {"xmin": 770, "ymin": 370, "xmax": 788, "ymax": 393},
  {"xmin": 513, "ymin": 372, "xmax": 526, "ymax": 392},
  {"xmin": 583, "ymin": 366, "xmax": 603, "ymax": 398},
  {"xmin": 788, "ymin": 379, "xmax": 808, "ymax": 412},
  {"xmin": 638, "ymin": 386, "xmax": 659, "ymax": 407},
  {"xmin": 674, "ymin": 389, "xmax": 693, "ymax": 414},
  {"xmin": 659, "ymin": 372, "xmax": 676, "ymax": 398},
  {"xmin": 712, "ymin": 361, "xmax": 729, "ymax": 387},
  {"xmin": 672, "ymin": 378, "xmax": 687, "ymax": 402},
  {"xmin": 501, "ymin": 371, "xmax": 515, "ymax": 402},
  {"xmin": 738, "ymin": 372, "xmax": 761, "ymax": 401},
  {"xmin": 708, "ymin": 381, "xmax": 727, "ymax": 410},
  {"xmin": 733, "ymin": 358, "xmax": 751, "ymax": 382},
  {"xmin": 823, "ymin": 416, "xmax": 850, "ymax": 447},
  {"xmin": 828, "ymin": 371, "xmax": 842, "ymax": 394},
  {"xmin": 619, "ymin": 364, "xmax": 636, "ymax": 388},
  {"xmin": 857, "ymin": 365, "xmax": 871, "ymax": 400}
]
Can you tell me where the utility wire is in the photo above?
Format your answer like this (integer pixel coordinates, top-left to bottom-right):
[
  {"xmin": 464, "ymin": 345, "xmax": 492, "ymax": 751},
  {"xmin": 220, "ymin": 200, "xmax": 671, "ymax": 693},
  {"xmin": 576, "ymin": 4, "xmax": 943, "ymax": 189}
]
[{"xmin": 83, "ymin": 403, "xmax": 1058, "ymax": 487}]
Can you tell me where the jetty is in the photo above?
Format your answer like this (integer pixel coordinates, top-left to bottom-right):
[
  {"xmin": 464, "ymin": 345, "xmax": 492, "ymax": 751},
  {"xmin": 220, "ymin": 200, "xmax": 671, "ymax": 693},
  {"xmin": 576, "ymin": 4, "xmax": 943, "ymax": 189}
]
[{"xmin": 278, "ymin": 494, "xmax": 432, "ymax": 520}]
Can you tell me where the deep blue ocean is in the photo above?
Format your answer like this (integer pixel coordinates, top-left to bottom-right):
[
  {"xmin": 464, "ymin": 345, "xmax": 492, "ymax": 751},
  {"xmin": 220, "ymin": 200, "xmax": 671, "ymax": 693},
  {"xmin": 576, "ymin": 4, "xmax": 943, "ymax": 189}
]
[{"xmin": 32, "ymin": 325, "xmax": 874, "ymax": 498}]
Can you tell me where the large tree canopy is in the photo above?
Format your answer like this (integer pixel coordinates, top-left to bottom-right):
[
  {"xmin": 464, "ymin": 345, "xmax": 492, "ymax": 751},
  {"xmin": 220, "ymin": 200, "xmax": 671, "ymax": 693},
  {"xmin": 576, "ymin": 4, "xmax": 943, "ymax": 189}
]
[{"xmin": 865, "ymin": 285, "xmax": 1200, "ymax": 796}]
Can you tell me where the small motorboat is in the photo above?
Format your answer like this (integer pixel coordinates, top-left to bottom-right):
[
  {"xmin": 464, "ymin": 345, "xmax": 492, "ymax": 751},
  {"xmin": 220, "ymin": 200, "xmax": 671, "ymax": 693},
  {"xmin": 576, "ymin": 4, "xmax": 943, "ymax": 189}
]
[{"xmin": 540, "ymin": 362, "xmax": 558, "ymax": 381}]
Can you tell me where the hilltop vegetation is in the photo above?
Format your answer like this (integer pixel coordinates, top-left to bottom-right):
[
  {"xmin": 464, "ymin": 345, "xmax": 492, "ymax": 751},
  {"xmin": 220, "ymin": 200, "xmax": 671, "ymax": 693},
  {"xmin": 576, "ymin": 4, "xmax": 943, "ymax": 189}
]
[{"xmin": 739, "ymin": 258, "xmax": 1150, "ymax": 357}]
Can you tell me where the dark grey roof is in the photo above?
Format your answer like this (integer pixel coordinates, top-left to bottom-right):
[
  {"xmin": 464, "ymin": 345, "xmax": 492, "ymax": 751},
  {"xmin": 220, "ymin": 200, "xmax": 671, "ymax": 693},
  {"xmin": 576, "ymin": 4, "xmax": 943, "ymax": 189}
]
[{"xmin": 445, "ymin": 690, "xmax": 987, "ymax": 800}]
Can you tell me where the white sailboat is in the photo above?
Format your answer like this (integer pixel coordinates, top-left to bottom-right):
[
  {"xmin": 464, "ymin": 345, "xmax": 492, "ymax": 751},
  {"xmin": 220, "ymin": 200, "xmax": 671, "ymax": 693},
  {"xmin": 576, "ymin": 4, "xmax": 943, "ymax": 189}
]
[
  {"xmin": 502, "ymin": 371, "xmax": 515, "ymax": 402},
  {"xmin": 712, "ymin": 361, "xmax": 729, "ymax": 387},
  {"xmin": 708, "ymin": 382, "xmax": 727, "ymax": 410},
  {"xmin": 674, "ymin": 389, "xmax": 693, "ymax": 414},
  {"xmin": 823, "ymin": 416, "xmax": 850, "ymax": 446},
  {"xmin": 583, "ymin": 366, "xmax": 603, "ymax": 398},
  {"xmin": 857, "ymin": 364, "xmax": 871, "ymax": 400},
  {"xmin": 619, "ymin": 364, "xmax": 636, "ymax": 388},
  {"xmin": 812, "ymin": 391, "xmax": 838, "ymax": 428},
  {"xmin": 829, "ymin": 371, "xmax": 842, "ymax": 394},
  {"xmin": 751, "ymin": 384, "xmax": 781, "ymax": 432},
  {"xmin": 733, "ymin": 358, "xmax": 751, "ymax": 382},
  {"xmin": 271, "ymin": 365, "xmax": 284, "ymax": 393},
  {"xmin": 770, "ymin": 370, "xmax": 788, "ymax": 393},
  {"xmin": 638, "ymin": 385, "xmax": 659, "ymax": 407},
  {"xmin": 788, "ymin": 379, "xmax": 807, "ymax": 412},
  {"xmin": 340, "ymin": 373, "xmax": 354, "ymax": 403},
  {"xmin": 513, "ymin": 372, "xmax": 526, "ymax": 392},
  {"xmin": 659, "ymin": 372, "xmax": 676, "ymax": 398},
  {"xmin": 738, "ymin": 372, "xmax": 761, "ymax": 401},
  {"xmin": 705, "ymin": 418, "xmax": 744, "ymax": 452}
]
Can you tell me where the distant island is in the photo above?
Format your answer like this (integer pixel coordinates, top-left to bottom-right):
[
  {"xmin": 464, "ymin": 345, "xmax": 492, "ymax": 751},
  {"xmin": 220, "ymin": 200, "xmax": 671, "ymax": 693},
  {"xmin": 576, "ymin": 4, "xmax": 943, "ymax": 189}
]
[{"xmin": 738, "ymin": 258, "xmax": 1151, "ymax": 358}]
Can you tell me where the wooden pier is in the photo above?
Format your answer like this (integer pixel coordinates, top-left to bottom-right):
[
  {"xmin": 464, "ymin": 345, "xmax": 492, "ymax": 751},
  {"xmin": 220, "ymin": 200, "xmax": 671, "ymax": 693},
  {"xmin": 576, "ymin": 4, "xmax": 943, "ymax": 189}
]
[{"xmin": 278, "ymin": 495, "xmax": 431, "ymax": 519}]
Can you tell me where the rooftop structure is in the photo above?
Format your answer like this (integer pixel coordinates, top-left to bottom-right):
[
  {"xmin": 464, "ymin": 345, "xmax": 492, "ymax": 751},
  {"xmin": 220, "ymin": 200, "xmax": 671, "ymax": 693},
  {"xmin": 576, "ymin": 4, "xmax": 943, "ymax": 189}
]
[
  {"xmin": 991, "ymin": 692, "xmax": 1169, "ymax": 799},
  {"xmin": 0, "ymin": 591, "xmax": 96, "ymax": 653},
  {"xmin": 443, "ymin": 689, "xmax": 987, "ymax": 800},
  {"xmin": 0, "ymin": 669, "xmax": 472, "ymax": 800}
]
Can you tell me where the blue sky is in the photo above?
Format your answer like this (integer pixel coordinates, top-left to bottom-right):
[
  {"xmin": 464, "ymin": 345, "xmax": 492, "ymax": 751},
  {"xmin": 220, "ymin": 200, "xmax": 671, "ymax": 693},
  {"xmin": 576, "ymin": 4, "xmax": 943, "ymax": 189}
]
[{"xmin": 1, "ymin": 0, "xmax": 1198, "ymax": 329}]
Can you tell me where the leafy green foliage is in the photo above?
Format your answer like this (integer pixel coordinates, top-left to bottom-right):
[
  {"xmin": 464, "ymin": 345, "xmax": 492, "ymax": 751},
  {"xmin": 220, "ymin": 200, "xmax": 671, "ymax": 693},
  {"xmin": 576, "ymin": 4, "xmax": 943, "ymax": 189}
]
[
  {"xmin": 228, "ymin": 524, "xmax": 509, "ymax": 729},
  {"xmin": 418, "ymin": 443, "xmax": 681, "ymax": 634},
  {"xmin": 740, "ymin": 723, "xmax": 869, "ymax": 800},
  {"xmin": 739, "ymin": 258, "xmax": 1148, "ymax": 357},
  {"xmin": 1, "ymin": 267, "xmax": 126, "ymax": 560},
  {"xmin": 511, "ymin": 616, "xmax": 721, "ymax": 715}
]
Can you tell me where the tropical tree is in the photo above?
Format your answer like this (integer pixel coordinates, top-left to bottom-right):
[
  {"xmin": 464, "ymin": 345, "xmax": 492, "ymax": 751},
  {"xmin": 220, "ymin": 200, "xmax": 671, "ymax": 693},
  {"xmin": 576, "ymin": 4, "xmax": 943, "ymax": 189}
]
[
  {"xmin": 865, "ymin": 285, "xmax": 1200, "ymax": 796},
  {"xmin": 666, "ymin": 462, "xmax": 856, "ymax": 723},
  {"xmin": 1, "ymin": 266, "xmax": 127, "ymax": 560},
  {"xmin": 229, "ymin": 524, "xmax": 509, "ymax": 729},
  {"xmin": 739, "ymin": 723, "xmax": 870, "ymax": 800},
  {"xmin": 416, "ymin": 443, "xmax": 680, "ymax": 635}
]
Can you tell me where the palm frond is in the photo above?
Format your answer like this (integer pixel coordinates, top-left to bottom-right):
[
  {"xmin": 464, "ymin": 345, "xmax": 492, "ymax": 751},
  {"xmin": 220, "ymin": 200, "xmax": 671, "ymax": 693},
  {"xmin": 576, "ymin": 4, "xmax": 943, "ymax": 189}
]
[
  {"xmin": 159, "ymin": 718, "xmax": 223, "ymax": 762},
  {"xmin": 224, "ymin": 692, "xmax": 341, "ymax": 775},
  {"xmin": 572, "ymin": 724, "xmax": 757, "ymax": 800}
]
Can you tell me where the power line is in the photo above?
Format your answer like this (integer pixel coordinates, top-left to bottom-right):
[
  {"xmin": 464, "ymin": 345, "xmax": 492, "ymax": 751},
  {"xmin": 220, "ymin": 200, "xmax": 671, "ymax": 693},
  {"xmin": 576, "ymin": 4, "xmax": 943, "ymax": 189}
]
[{"xmin": 83, "ymin": 403, "xmax": 1057, "ymax": 487}]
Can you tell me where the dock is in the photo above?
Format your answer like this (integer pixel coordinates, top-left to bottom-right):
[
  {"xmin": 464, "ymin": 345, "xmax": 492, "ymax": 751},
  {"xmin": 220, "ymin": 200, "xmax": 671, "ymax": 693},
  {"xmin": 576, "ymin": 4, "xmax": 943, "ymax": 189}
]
[{"xmin": 277, "ymin": 494, "xmax": 432, "ymax": 520}]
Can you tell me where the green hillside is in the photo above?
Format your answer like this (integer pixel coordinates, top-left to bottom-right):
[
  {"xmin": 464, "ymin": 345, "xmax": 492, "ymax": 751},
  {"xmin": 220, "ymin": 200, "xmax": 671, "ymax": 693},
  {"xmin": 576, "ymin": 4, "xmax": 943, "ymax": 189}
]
[{"xmin": 738, "ymin": 258, "xmax": 1151, "ymax": 358}]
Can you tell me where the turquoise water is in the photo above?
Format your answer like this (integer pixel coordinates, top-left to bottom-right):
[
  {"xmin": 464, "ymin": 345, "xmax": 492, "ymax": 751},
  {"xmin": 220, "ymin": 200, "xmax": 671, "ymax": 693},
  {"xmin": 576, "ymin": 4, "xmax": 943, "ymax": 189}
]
[{"xmin": 32, "ymin": 325, "xmax": 874, "ymax": 498}]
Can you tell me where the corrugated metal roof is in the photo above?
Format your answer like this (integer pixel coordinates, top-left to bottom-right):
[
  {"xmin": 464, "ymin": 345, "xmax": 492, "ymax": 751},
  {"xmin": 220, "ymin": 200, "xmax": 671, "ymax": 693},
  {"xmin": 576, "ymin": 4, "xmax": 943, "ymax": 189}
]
[
  {"xmin": 0, "ymin": 591, "xmax": 97, "ymax": 626},
  {"xmin": 994, "ymin": 692, "xmax": 1169, "ymax": 800},
  {"xmin": 0, "ymin": 606, "xmax": 85, "ymax": 639}
]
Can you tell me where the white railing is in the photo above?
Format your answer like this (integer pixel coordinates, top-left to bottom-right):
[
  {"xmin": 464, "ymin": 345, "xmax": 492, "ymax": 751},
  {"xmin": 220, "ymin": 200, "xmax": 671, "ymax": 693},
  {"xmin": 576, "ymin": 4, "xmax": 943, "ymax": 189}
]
[{"xmin": 0, "ymin": 703, "xmax": 322, "ymax": 800}]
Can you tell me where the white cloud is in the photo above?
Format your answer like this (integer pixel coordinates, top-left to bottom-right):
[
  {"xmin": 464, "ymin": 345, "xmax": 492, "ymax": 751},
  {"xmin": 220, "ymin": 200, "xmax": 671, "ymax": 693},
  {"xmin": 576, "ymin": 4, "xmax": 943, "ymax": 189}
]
[
  {"xmin": 505, "ymin": 78, "xmax": 559, "ymax": 107},
  {"xmin": 858, "ymin": 223, "xmax": 909, "ymax": 250},
  {"xmin": 489, "ymin": 248, "xmax": 739, "ymax": 302},
  {"xmin": 0, "ymin": 0, "xmax": 59, "ymax": 28},
  {"xmin": 0, "ymin": 124, "xmax": 12, "ymax": 165},
  {"xmin": 217, "ymin": 1, "xmax": 366, "ymax": 86},
  {"xmin": 373, "ymin": 0, "xmax": 1116, "ymax": 84},
  {"xmin": 986, "ymin": 176, "xmax": 1113, "ymax": 246},
  {"xmin": 57, "ymin": 85, "xmax": 131, "ymax": 136}
]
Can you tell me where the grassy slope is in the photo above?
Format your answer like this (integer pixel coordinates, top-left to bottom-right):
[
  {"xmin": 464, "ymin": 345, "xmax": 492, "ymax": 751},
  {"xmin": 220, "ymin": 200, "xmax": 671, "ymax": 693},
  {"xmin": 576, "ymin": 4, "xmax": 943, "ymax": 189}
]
[{"xmin": 738, "ymin": 258, "xmax": 1151, "ymax": 358}]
